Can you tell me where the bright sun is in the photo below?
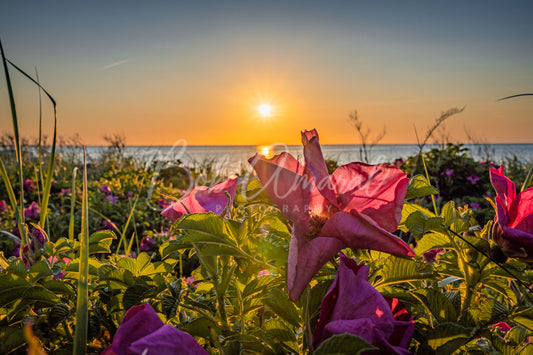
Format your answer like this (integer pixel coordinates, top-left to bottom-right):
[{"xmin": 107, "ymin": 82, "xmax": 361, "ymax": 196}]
[{"xmin": 258, "ymin": 104, "xmax": 272, "ymax": 116}]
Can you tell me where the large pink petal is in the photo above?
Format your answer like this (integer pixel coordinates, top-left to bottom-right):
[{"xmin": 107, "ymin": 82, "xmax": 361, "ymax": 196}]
[
  {"xmin": 490, "ymin": 167, "xmax": 516, "ymax": 208},
  {"xmin": 287, "ymin": 233, "xmax": 344, "ymax": 301},
  {"xmin": 499, "ymin": 226, "xmax": 533, "ymax": 262},
  {"xmin": 161, "ymin": 186, "xmax": 208, "ymax": 221},
  {"xmin": 301, "ymin": 129, "xmax": 338, "ymax": 208},
  {"xmin": 195, "ymin": 178, "xmax": 238, "ymax": 215},
  {"xmin": 319, "ymin": 211, "xmax": 415, "ymax": 257},
  {"xmin": 508, "ymin": 188, "xmax": 533, "ymax": 230},
  {"xmin": 112, "ymin": 304, "xmax": 164, "ymax": 355},
  {"xmin": 128, "ymin": 324, "xmax": 208, "ymax": 355},
  {"xmin": 332, "ymin": 163, "xmax": 408, "ymax": 232},
  {"xmin": 249, "ymin": 153, "xmax": 312, "ymax": 224}
]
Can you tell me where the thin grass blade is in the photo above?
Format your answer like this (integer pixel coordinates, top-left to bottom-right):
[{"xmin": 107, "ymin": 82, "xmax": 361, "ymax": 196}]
[
  {"xmin": 69, "ymin": 167, "xmax": 78, "ymax": 243},
  {"xmin": 0, "ymin": 38, "xmax": 26, "ymax": 245},
  {"xmin": 73, "ymin": 148, "xmax": 89, "ymax": 355}
]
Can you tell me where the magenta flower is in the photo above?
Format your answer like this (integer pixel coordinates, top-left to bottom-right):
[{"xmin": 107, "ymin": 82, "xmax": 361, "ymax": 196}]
[
  {"xmin": 161, "ymin": 178, "xmax": 238, "ymax": 221},
  {"xmin": 0, "ymin": 200, "xmax": 7, "ymax": 213},
  {"xmin": 101, "ymin": 303, "xmax": 207, "ymax": 355},
  {"xmin": 313, "ymin": 254, "xmax": 414, "ymax": 354},
  {"xmin": 492, "ymin": 322, "xmax": 512, "ymax": 332},
  {"xmin": 60, "ymin": 188, "xmax": 71, "ymax": 195},
  {"xmin": 24, "ymin": 201, "xmax": 40, "ymax": 219},
  {"xmin": 440, "ymin": 169, "xmax": 454, "ymax": 177},
  {"xmin": 101, "ymin": 185, "xmax": 112, "ymax": 195},
  {"xmin": 158, "ymin": 198, "xmax": 170, "ymax": 209},
  {"xmin": 23, "ymin": 179, "xmax": 35, "ymax": 192},
  {"xmin": 470, "ymin": 202, "xmax": 480, "ymax": 210},
  {"xmin": 423, "ymin": 248, "xmax": 443, "ymax": 263},
  {"xmin": 139, "ymin": 237, "xmax": 156, "ymax": 252},
  {"xmin": 466, "ymin": 174, "xmax": 480, "ymax": 185},
  {"xmin": 105, "ymin": 195, "xmax": 119, "ymax": 204},
  {"xmin": 101, "ymin": 220, "xmax": 117, "ymax": 231},
  {"xmin": 490, "ymin": 167, "xmax": 533, "ymax": 262},
  {"xmin": 249, "ymin": 129, "xmax": 414, "ymax": 300}
]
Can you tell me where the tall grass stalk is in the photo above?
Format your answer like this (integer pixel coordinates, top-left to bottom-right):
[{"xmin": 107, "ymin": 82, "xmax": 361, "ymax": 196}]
[
  {"xmin": 0, "ymin": 38, "xmax": 27, "ymax": 253},
  {"xmin": 73, "ymin": 148, "xmax": 89, "ymax": 355},
  {"xmin": 69, "ymin": 168, "xmax": 78, "ymax": 243},
  {"xmin": 6, "ymin": 59, "xmax": 58, "ymax": 229},
  {"xmin": 115, "ymin": 177, "xmax": 143, "ymax": 255}
]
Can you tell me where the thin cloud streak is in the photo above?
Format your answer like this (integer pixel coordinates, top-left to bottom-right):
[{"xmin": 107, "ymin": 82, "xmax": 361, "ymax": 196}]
[{"xmin": 99, "ymin": 60, "xmax": 128, "ymax": 71}]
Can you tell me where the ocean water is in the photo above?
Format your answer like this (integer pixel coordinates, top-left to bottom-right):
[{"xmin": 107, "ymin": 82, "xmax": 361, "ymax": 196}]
[{"xmin": 81, "ymin": 143, "xmax": 533, "ymax": 176}]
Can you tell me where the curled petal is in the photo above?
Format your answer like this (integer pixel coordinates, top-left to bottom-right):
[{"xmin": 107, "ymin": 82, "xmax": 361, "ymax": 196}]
[
  {"xmin": 319, "ymin": 210, "xmax": 415, "ymax": 257},
  {"xmin": 128, "ymin": 324, "xmax": 208, "ymax": 355},
  {"xmin": 112, "ymin": 304, "xmax": 164, "ymax": 354},
  {"xmin": 161, "ymin": 186, "xmax": 207, "ymax": 221},
  {"xmin": 332, "ymin": 163, "xmax": 408, "ymax": 232},
  {"xmin": 301, "ymin": 129, "xmax": 338, "ymax": 208},
  {"xmin": 508, "ymin": 188, "xmax": 533, "ymax": 229},
  {"xmin": 498, "ymin": 226, "xmax": 533, "ymax": 261},
  {"xmin": 288, "ymin": 234, "xmax": 344, "ymax": 301},
  {"xmin": 490, "ymin": 167, "xmax": 516, "ymax": 209},
  {"xmin": 249, "ymin": 153, "xmax": 312, "ymax": 224},
  {"xmin": 195, "ymin": 178, "xmax": 238, "ymax": 215}
]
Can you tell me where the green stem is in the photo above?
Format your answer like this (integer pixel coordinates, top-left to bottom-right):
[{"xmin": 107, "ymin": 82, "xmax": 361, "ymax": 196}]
[
  {"xmin": 73, "ymin": 148, "xmax": 89, "ymax": 355},
  {"xmin": 305, "ymin": 286, "xmax": 314, "ymax": 354}
]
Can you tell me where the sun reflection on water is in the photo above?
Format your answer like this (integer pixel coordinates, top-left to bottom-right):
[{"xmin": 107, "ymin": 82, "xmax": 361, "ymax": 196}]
[{"xmin": 257, "ymin": 145, "xmax": 274, "ymax": 158}]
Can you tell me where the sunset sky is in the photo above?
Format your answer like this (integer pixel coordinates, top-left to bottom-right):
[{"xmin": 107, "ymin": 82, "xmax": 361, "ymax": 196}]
[{"xmin": 1, "ymin": 1, "xmax": 532, "ymax": 145}]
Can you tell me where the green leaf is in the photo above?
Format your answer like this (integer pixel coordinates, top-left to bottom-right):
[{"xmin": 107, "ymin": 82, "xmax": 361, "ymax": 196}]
[
  {"xmin": 505, "ymin": 326, "xmax": 527, "ymax": 345},
  {"xmin": 427, "ymin": 322, "xmax": 472, "ymax": 353},
  {"xmin": 399, "ymin": 202, "xmax": 435, "ymax": 232},
  {"xmin": 468, "ymin": 298, "xmax": 509, "ymax": 326},
  {"xmin": 0, "ymin": 273, "xmax": 31, "ymax": 306},
  {"xmin": 410, "ymin": 288, "xmax": 457, "ymax": 323},
  {"xmin": 0, "ymin": 326, "xmax": 25, "ymax": 353},
  {"xmin": 263, "ymin": 287, "xmax": 301, "ymax": 328},
  {"xmin": 375, "ymin": 257, "xmax": 428, "ymax": 287},
  {"xmin": 88, "ymin": 230, "xmax": 115, "ymax": 254},
  {"xmin": 415, "ymin": 233, "xmax": 453, "ymax": 255},
  {"xmin": 178, "ymin": 317, "xmax": 219, "ymax": 338},
  {"xmin": 159, "ymin": 241, "xmax": 189, "ymax": 260},
  {"xmin": 21, "ymin": 285, "xmax": 60, "ymax": 305},
  {"xmin": 123, "ymin": 283, "xmax": 152, "ymax": 310},
  {"xmin": 6, "ymin": 258, "xmax": 28, "ymax": 278},
  {"xmin": 28, "ymin": 260, "xmax": 53, "ymax": 283},
  {"xmin": 314, "ymin": 333, "xmax": 377, "ymax": 355},
  {"xmin": 406, "ymin": 175, "xmax": 439, "ymax": 199},
  {"xmin": 42, "ymin": 279, "xmax": 75, "ymax": 296}
]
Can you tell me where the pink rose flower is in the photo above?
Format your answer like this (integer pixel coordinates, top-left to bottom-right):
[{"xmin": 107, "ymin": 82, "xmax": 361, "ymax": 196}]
[{"xmin": 249, "ymin": 129, "xmax": 414, "ymax": 300}]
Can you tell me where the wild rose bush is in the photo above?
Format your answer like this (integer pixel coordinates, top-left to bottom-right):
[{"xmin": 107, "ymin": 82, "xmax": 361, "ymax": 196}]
[{"xmin": 1, "ymin": 129, "xmax": 533, "ymax": 354}]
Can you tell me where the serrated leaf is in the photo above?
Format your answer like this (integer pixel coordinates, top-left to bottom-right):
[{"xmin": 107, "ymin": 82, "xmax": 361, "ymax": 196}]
[
  {"xmin": 399, "ymin": 202, "xmax": 435, "ymax": 232},
  {"xmin": 0, "ymin": 326, "xmax": 25, "ymax": 353},
  {"xmin": 178, "ymin": 317, "xmax": 219, "ymax": 338},
  {"xmin": 410, "ymin": 288, "xmax": 457, "ymax": 323},
  {"xmin": 505, "ymin": 326, "xmax": 527, "ymax": 345},
  {"xmin": 42, "ymin": 279, "xmax": 75, "ymax": 296},
  {"xmin": 28, "ymin": 260, "xmax": 53, "ymax": 283},
  {"xmin": 6, "ymin": 258, "xmax": 28, "ymax": 278},
  {"xmin": 415, "ymin": 233, "xmax": 453, "ymax": 255},
  {"xmin": 406, "ymin": 175, "xmax": 439, "ymax": 199},
  {"xmin": 427, "ymin": 322, "xmax": 472, "ymax": 353},
  {"xmin": 122, "ymin": 283, "xmax": 151, "ymax": 310},
  {"xmin": 159, "ymin": 241, "xmax": 189, "ymax": 260},
  {"xmin": 375, "ymin": 257, "xmax": 427, "ymax": 287},
  {"xmin": 263, "ymin": 287, "xmax": 300, "ymax": 328},
  {"xmin": 314, "ymin": 333, "xmax": 377, "ymax": 355},
  {"xmin": 468, "ymin": 298, "xmax": 509, "ymax": 326},
  {"xmin": 0, "ymin": 274, "xmax": 31, "ymax": 306},
  {"xmin": 21, "ymin": 285, "xmax": 60, "ymax": 305}
]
